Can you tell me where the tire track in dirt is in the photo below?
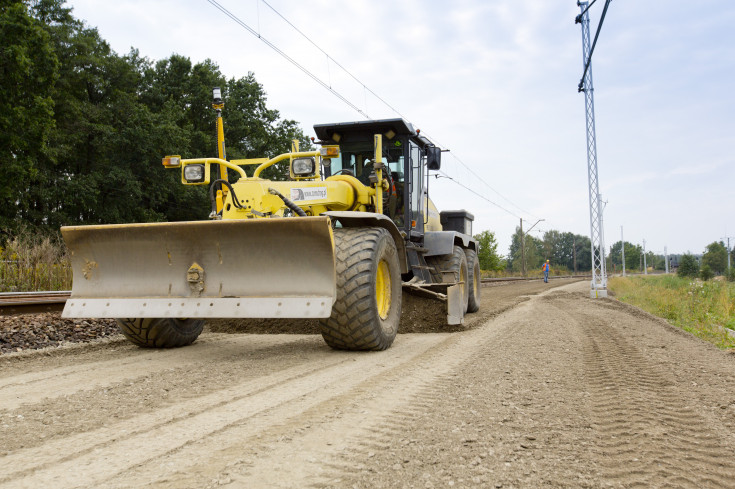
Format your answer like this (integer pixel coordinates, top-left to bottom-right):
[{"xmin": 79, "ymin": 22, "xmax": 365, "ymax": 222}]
[
  {"xmin": 12, "ymin": 279, "xmax": 731, "ymax": 488},
  {"xmin": 0, "ymin": 334, "xmax": 449, "ymax": 488},
  {"xmin": 327, "ymin": 283, "xmax": 600, "ymax": 489},
  {"xmin": 0, "ymin": 334, "xmax": 327, "ymax": 411},
  {"xmin": 102, "ymin": 323, "xmax": 518, "ymax": 488},
  {"xmin": 0, "ymin": 335, "xmax": 341, "ymax": 453},
  {"xmin": 548, "ymin": 292, "xmax": 735, "ymax": 488},
  {"xmin": 86, "ymin": 281, "xmax": 587, "ymax": 488},
  {"xmin": 146, "ymin": 282, "xmax": 581, "ymax": 488},
  {"xmin": 0, "ymin": 281, "xmax": 569, "ymax": 488}
]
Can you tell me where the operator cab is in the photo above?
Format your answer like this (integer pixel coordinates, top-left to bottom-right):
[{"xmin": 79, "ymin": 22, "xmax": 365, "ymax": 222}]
[{"xmin": 314, "ymin": 118, "xmax": 441, "ymax": 240}]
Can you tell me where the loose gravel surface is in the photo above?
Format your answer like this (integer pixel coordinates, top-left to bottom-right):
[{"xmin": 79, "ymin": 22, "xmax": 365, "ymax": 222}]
[
  {"xmin": 1, "ymin": 278, "xmax": 734, "ymax": 488},
  {"xmin": 0, "ymin": 314, "xmax": 119, "ymax": 354}
]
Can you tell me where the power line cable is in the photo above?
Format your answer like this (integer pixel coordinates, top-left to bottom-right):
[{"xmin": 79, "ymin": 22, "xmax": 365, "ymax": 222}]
[
  {"xmin": 259, "ymin": 0, "xmax": 535, "ymax": 219},
  {"xmin": 435, "ymin": 171, "xmax": 522, "ymax": 220},
  {"xmin": 259, "ymin": 0, "xmax": 408, "ymax": 121},
  {"xmin": 205, "ymin": 0, "xmax": 370, "ymax": 119},
  {"xmin": 422, "ymin": 131, "xmax": 540, "ymax": 220},
  {"xmin": 206, "ymin": 0, "xmax": 537, "ymax": 222}
]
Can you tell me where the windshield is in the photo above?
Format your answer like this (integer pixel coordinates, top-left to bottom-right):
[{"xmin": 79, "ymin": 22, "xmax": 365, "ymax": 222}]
[{"xmin": 330, "ymin": 141, "xmax": 404, "ymax": 184}]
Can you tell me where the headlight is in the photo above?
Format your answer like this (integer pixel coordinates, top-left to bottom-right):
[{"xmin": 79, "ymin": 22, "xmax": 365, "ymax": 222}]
[
  {"xmin": 292, "ymin": 157, "xmax": 316, "ymax": 176},
  {"xmin": 183, "ymin": 164, "xmax": 205, "ymax": 182}
]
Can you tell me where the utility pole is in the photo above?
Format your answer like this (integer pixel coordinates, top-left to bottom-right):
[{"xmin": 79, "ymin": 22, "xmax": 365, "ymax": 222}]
[
  {"xmin": 621, "ymin": 226, "xmax": 625, "ymax": 277},
  {"xmin": 520, "ymin": 218, "xmax": 545, "ymax": 277},
  {"xmin": 643, "ymin": 239, "xmax": 647, "ymax": 275},
  {"xmin": 665, "ymin": 246, "xmax": 669, "ymax": 274},
  {"xmin": 576, "ymin": 0, "xmax": 612, "ymax": 298},
  {"xmin": 722, "ymin": 236, "xmax": 733, "ymax": 271},
  {"xmin": 520, "ymin": 219, "xmax": 525, "ymax": 277}
]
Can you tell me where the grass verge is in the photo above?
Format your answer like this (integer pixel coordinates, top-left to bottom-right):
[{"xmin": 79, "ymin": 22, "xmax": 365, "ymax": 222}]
[
  {"xmin": 0, "ymin": 231, "xmax": 72, "ymax": 292},
  {"xmin": 608, "ymin": 275, "xmax": 735, "ymax": 350}
]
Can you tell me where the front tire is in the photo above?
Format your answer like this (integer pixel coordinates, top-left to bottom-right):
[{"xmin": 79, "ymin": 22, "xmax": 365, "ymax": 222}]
[
  {"xmin": 319, "ymin": 227, "xmax": 401, "ymax": 351},
  {"xmin": 116, "ymin": 318, "xmax": 205, "ymax": 348}
]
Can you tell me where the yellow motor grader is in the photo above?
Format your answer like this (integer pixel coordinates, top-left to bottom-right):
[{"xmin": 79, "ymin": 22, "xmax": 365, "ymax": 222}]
[{"xmin": 61, "ymin": 88, "xmax": 480, "ymax": 350}]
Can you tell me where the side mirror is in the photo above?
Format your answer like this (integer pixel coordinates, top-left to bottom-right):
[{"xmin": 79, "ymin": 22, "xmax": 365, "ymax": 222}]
[{"xmin": 426, "ymin": 146, "xmax": 441, "ymax": 171}]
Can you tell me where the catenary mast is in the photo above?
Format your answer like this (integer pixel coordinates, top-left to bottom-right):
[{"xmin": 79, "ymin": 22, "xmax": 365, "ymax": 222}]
[{"xmin": 576, "ymin": 0, "xmax": 611, "ymax": 298}]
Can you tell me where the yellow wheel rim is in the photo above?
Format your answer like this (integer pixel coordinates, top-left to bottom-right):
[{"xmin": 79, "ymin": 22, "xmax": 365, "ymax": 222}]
[{"xmin": 375, "ymin": 259, "xmax": 392, "ymax": 320}]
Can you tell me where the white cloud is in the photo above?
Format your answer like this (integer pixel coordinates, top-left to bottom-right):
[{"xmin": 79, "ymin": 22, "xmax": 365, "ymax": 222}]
[{"xmin": 66, "ymin": 0, "xmax": 735, "ymax": 254}]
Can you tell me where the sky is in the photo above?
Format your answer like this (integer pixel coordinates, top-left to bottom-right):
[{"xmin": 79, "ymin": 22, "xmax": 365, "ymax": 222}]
[{"xmin": 66, "ymin": 0, "xmax": 735, "ymax": 258}]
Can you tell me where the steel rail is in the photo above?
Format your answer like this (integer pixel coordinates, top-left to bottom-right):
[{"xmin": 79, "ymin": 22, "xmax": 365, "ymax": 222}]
[
  {"xmin": 481, "ymin": 275, "xmax": 591, "ymax": 284},
  {"xmin": 0, "ymin": 291, "xmax": 71, "ymax": 316}
]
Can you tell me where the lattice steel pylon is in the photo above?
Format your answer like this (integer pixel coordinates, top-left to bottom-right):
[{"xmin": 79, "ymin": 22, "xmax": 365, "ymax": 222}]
[{"xmin": 578, "ymin": 1, "xmax": 607, "ymax": 298}]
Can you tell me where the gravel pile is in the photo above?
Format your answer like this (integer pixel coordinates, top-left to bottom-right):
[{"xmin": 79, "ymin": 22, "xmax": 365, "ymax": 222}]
[{"xmin": 0, "ymin": 313, "xmax": 120, "ymax": 355}]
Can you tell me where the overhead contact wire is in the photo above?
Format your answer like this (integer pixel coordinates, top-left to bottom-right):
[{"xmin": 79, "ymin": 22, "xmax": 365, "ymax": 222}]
[
  {"xmin": 206, "ymin": 0, "xmax": 370, "ymax": 119},
  {"xmin": 205, "ymin": 0, "xmax": 536, "ymax": 222}
]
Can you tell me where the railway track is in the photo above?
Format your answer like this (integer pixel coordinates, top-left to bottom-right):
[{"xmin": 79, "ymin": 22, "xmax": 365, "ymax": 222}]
[
  {"xmin": 481, "ymin": 274, "xmax": 590, "ymax": 283},
  {"xmin": 0, "ymin": 291, "xmax": 70, "ymax": 316},
  {"xmin": 0, "ymin": 275, "xmax": 590, "ymax": 316}
]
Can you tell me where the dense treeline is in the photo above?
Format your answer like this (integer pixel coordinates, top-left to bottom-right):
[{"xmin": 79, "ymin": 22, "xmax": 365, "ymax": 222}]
[
  {"xmin": 0, "ymin": 0, "xmax": 311, "ymax": 237},
  {"xmin": 473, "ymin": 227, "xmax": 593, "ymax": 274},
  {"xmin": 507, "ymin": 227, "xmax": 593, "ymax": 273},
  {"xmin": 475, "ymin": 228, "xmax": 735, "ymax": 278}
]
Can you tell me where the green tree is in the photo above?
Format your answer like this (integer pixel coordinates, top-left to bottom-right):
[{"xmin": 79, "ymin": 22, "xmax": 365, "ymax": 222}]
[
  {"xmin": 0, "ymin": 0, "xmax": 59, "ymax": 233},
  {"xmin": 702, "ymin": 241, "xmax": 728, "ymax": 275},
  {"xmin": 609, "ymin": 240, "xmax": 642, "ymax": 272},
  {"xmin": 571, "ymin": 235, "xmax": 592, "ymax": 272},
  {"xmin": 541, "ymin": 230, "xmax": 568, "ymax": 268},
  {"xmin": 508, "ymin": 226, "xmax": 542, "ymax": 274},
  {"xmin": 473, "ymin": 230, "xmax": 503, "ymax": 271},
  {"xmin": 0, "ymin": 1, "xmax": 312, "ymax": 235},
  {"xmin": 677, "ymin": 253, "xmax": 700, "ymax": 278},
  {"xmin": 700, "ymin": 264, "xmax": 714, "ymax": 281}
]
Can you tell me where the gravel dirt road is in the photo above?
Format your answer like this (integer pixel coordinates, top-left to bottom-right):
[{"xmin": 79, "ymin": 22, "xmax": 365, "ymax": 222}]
[{"xmin": 1, "ymin": 279, "xmax": 735, "ymax": 488}]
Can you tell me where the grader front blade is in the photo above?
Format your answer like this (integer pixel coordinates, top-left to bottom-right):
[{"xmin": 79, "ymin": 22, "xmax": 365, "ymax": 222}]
[{"xmin": 61, "ymin": 217, "xmax": 336, "ymax": 319}]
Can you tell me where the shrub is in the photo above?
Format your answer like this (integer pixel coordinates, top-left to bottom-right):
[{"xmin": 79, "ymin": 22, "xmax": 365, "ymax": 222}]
[
  {"xmin": 700, "ymin": 264, "xmax": 714, "ymax": 281},
  {"xmin": 727, "ymin": 268, "xmax": 735, "ymax": 282},
  {"xmin": 677, "ymin": 253, "xmax": 700, "ymax": 278}
]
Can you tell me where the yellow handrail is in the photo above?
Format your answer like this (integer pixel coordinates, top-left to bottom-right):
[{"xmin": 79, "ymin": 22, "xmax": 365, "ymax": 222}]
[
  {"xmin": 253, "ymin": 151, "xmax": 321, "ymax": 178},
  {"xmin": 182, "ymin": 158, "xmax": 248, "ymax": 180}
]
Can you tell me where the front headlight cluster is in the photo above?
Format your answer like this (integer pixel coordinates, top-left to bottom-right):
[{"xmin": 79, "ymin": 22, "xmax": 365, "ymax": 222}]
[
  {"xmin": 292, "ymin": 157, "xmax": 316, "ymax": 176},
  {"xmin": 183, "ymin": 164, "xmax": 206, "ymax": 182}
]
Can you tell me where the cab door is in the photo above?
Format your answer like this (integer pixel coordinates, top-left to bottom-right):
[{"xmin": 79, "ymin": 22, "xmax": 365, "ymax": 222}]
[{"xmin": 408, "ymin": 140, "xmax": 425, "ymax": 237}]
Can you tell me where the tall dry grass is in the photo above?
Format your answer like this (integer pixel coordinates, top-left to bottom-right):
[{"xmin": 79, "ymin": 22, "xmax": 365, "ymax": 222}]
[
  {"xmin": 0, "ymin": 231, "xmax": 72, "ymax": 292},
  {"xmin": 608, "ymin": 275, "xmax": 735, "ymax": 349}
]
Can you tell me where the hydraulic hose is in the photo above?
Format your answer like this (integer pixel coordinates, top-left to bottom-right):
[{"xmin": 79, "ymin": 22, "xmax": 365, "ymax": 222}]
[
  {"xmin": 209, "ymin": 179, "xmax": 246, "ymax": 217},
  {"xmin": 268, "ymin": 188, "xmax": 307, "ymax": 217}
]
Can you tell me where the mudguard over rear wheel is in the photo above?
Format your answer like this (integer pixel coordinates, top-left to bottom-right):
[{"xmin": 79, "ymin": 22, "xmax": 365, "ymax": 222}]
[
  {"xmin": 116, "ymin": 318, "xmax": 205, "ymax": 348},
  {"xmin": 428, "ymin": 245, "xmax": 470, "ymax": 314},
  {"xmin": 319, "ymin": 227, "xmax": 401, "ymax": 351}
]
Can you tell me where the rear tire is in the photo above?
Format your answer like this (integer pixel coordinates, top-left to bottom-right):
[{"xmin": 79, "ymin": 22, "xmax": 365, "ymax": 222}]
[
  {"xmin": 464, "ymin": 249, "xmax": 481, "ymax": 313},
  {"xmin": 428, "ymin": 245, "xmax": 469, "ymax": 314},
  {"xmin": 319, "ymin": 227, "xmax": 401, "ymax": 351},
  {"xmin": 116, "ymin": 318, "xmax": 205, "ymax": 348}
]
